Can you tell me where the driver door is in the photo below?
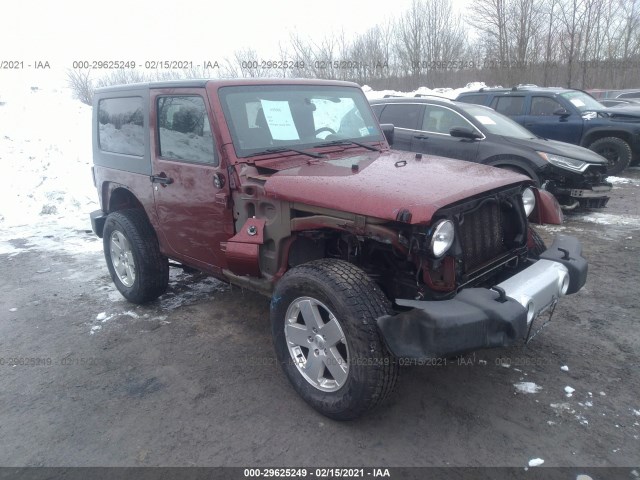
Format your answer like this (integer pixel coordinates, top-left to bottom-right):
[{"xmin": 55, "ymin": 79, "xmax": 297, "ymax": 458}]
[
  {"xmin": 150, "ymin": 88, "xmax": 234, "ymax": 274},
  {"xmin": 524, "ymin": 96, "xmax": 583, "ymax": 143}
]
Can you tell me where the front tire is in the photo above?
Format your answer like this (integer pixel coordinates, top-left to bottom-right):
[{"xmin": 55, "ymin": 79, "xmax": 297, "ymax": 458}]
[
  {"xmin": 528, "ymin": 227, "xmax": 547, "ymax": 258},
  {"xmin": 271, "ymin": 259, "xmax": 398, "ymax": 420},
  {"xmin": 103, "ymin": 209, "xmax": 169, "ymax": 304},
  {"xmin": 497, "ymin": 164, "xmax": 541, "ymax": 186},
  {"xmin": 588, "ymin": 137, "xmax": 631, "ymax": 175}
]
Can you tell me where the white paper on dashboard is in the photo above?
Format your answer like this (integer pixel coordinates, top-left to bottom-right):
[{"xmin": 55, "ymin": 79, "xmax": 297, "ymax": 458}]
[
  {"xmin": 260, "ymin": 100, "xmax": 300, "ymax": 140},
  {"xmin": 476, "ymin": 115, "xmax": 497, "ymax": 125}
]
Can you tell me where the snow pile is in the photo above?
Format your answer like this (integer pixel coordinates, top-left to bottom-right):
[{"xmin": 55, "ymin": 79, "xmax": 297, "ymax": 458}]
[
  {"xmin": 0, "ymin": 85, "xmax": 97, "ymax": 227},
  {"xmin": 362, "ymin": 81, "xmax": 490, "ymax": 100},
  {"xmin": 514, "ymin": 382, "xmax": 542, "ymax": 393},
  {"xmin": 607, "ymin": 176, "xmax": 634, "ymax": 184}
]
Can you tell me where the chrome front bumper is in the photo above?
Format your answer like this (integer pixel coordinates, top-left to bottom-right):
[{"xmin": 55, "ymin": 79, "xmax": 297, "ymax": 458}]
[
  {"xmin": 377, "ymin": 234, "xmax": 588, "ymax": 359},
  {"xmin": 495, "ymin": 259, "xmax": 569, "ymax": 324}
]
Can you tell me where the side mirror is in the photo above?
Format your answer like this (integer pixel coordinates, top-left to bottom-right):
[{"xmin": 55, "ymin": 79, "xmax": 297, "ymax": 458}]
[
  {"xmin": 553, "ymin": 107, "xmax": 569, "ymax": 117},
  {"xmin": 450, "ymin": 126, "xmax": 482, "ymax": 140},
  {"xmin": 380, "ymin": 123, "xmax": 394, "ymax": 145}
]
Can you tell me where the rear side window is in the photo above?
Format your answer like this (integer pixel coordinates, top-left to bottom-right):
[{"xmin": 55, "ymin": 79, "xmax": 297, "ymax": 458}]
[
  {"xmin": 157, "ymin": 96, "xmax": 217, "ymax": 165},
  {"xmin": 491, "ymin": 96, "xmax": 525, "ymax": 116},
  {"xmin": 457, "ymin": 94, "xmax": 487, "ymax": 105},
  {"xmin": 377, "ymin": 104, "xmax": 422, "ymax": 130},
  {"xmin": 98, "ymin": 97, "xmax": 144, "ymax": 156}
]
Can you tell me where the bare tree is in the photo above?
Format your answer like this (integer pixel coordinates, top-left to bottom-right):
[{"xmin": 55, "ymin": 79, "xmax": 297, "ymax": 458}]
[
  {"xmin": 394, "ymin": 0, "xmax": 427, "ymax": 87},
  {"xmin": 219, "ymin": 48, "xmax": 275, "ymax": 78},
  {"xmin": 95, "ymin": 69, "xmax": 149, "ymax": 88},
  {"xmin": 469, "ymin": 0, "xmax": 511, "ymax": 65},
  {"xmin": 422, "ymin": 0, "xmax": 468, "ymax": 85},
  {"xmin": 66, "ymin": 69, "xmax": 94, "ymax": 106},
  {"xmin": 619, "ymin": 0, "xmax": 640, "ymax": 86}
]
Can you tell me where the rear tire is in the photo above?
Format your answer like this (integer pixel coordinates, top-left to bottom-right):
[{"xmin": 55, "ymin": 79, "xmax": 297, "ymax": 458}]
[
  {"xmin": 271, "ymin": 259, "xmax": 398, "ymax": 420},
  {"xmin": 588, "ymin": 137, "xmax": 631, "ymax": 175},
  {"xmin": 103, "ymin": 209, "xmax": 169, "ymax": 304}
]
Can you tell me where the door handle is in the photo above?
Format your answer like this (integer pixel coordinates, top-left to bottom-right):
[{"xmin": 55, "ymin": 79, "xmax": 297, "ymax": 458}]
[
  {"xmin": 413, "ymin": 135, "xmax": 429, "ymax": 140},
  {"xmin": 151, "ymin": 173, "xmax": 173, "ymax": 185}
]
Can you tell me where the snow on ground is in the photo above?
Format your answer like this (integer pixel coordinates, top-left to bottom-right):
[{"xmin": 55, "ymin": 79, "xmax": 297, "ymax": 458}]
[
  {"xmin": 362, "ymin": 81, "xmax": 490, "ymax": 100},
  {"xmin": 514, "ymin": 382, "xmax": 543, "ymax": 394},
  {"xmin": 571, "ymin": 213, "xmax": 640, "ymax": 229},
  {"xmin": 0, "ymin": 84, "xmax": 98, "ymax": 254},
  {"xmin": 607, "ymin": 176, "xmax": 635, "ymax": 184}
]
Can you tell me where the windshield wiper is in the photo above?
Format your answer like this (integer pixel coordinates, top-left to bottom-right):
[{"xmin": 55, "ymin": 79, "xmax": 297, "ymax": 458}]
[
  {"xmin": 314, "ymin": 139, "xmax": 380, "ymax": 152},
  {"xmin": 245, "ymin": 147, "xmax": 324, "ymax": 159}
]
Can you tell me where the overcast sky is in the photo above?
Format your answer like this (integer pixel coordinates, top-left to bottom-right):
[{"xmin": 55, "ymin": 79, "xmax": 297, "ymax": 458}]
[{"xmin": 2, "ymin": 0, "xmax": 470, "ymax": 87}]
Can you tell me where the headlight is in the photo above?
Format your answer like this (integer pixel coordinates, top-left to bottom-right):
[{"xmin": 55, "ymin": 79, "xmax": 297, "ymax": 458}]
[
  {"xmin": 537, "ymin": 152, "xmax": 589, "ymax": 172},
  {"xmin": 430, "ymin": 220, "xmax": 455, "ymax": 257},
  {"xmin": 522, "ymin": 188, "xmax": 536, "ymax": 217}
]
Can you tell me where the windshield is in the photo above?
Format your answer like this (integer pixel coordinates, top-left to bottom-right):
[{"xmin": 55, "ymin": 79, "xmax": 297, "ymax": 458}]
[
  {"xmin": 218, "ymin": 85, "xmax": 384, "ymax": 157},
  {"xmin": 560, "ymin": 91, "xmax": 605, "ymax": 112},
  {"xmin": 458, "ymin": 103, "xmax": 537, "ymax": 139}
]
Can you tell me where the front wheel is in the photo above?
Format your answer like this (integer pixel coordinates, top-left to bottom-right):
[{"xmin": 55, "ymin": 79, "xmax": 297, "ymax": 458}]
[
  {"xmin": 497, "ymin": 164, "xmax": 541, "ymax": 186},
  {"xmin": 103, "ymin": 209, "xmax": 169, "ymax": 304},
  {"xmin": 588, "ymin": 136, "xmax": 631, "ymax": 175},
  {"xmin": 528, "ymin": 227, "xmax": 547, "ymax": 259},
  {"xmin": 270, "ymin": 259, "xmax": 398, "ymax": 420}
]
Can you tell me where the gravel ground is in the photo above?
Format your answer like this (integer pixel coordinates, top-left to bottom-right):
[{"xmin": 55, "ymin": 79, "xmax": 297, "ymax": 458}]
[{"xmin": 0, "ymin": 169, "xmax": 639, "ymax": 471}]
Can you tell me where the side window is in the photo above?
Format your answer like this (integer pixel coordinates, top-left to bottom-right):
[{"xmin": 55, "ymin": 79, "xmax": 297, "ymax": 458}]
[
  {"xmin": 377, "ymin": 104, "xmax": 422, "ymax": 130},
  {"xmin": 422, "ymin": 105, "xmax": 471, "ymax": 135},
  {"xmin": 618, "ymin": 92, "xmax": 640, "ymax": 99},
  {"xmin": 458, "ymin": 94, "xmax": 488, "ymax": 105},
  {"xmin": 492, "ymin": 96, "xmax": 525, "ymax": 116},
  {"xmin": 157, "ymin": 96, "xmax": 217, "ymax": 165},
  {"xmin": 530, "ymin": 96, "xmax": 563, "ymax": 116},
  {"xmin": 98, "ymin": 97, "xmax": 144, "ymax": 156},
  {"xmin": 370, "ymin": 104, "xmax": 385, "ymax": 119}
]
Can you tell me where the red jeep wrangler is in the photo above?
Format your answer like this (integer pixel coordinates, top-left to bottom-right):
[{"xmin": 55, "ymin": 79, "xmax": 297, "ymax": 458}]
[{"xmin": 90, "ymin": 79, "xmax": 587, "ymax": 420}]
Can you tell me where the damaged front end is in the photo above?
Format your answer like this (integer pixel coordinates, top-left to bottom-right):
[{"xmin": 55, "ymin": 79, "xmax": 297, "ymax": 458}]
[
  {"xmin": 376, "ymin": 187, "xmax": 588, "ymax": 360},
  {"xmin": 537, "ymin": 153, "xmax": 612, "ymax": 209}
]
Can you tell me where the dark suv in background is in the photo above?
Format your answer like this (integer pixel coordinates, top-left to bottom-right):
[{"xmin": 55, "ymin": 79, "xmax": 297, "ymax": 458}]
[
  {"xmin": 370, "ymin": 97, "xmax": 611, "ymax": 209},
  {"xmin": 456, "ymin": 87, "xmax": 640, "ymax": 175}
]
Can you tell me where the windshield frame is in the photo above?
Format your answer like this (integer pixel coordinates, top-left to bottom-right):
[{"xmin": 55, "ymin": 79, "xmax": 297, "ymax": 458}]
[
  {"xmin": 218, "ymin": 84, "xmax": 385, "ymax": 159},
  {"xmin": 457, "ymin": 103, "xmax": 538, "ymax": 139}
]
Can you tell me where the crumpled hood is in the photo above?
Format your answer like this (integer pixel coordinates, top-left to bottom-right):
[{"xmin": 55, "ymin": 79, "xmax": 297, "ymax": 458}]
[
  {"xmin": 502, "ymin": 137, "xmax": 607, "ymax": 165},
  {"xmin": 602, "ymin": 105, "xmax": 640, "ymax": 117},
  {"xmin": 263, "ymin": 150, "xmax": 528, "ymax": 224}
]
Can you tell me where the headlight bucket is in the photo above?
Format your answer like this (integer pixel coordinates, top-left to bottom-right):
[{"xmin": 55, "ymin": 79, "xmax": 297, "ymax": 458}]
[
  {"xmin": 522, "ymin": 188, "xmax": 536, "ymax": 217},
  {"xmin": 430, "ymin": 220, "xmax": 455, "ymax": 257}
]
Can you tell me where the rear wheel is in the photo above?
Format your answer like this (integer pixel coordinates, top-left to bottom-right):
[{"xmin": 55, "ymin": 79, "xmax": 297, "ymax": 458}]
[
  {"xmin": 588, "ymin": 136, "xmax": 631, "ymax": 175},
  {"xmin": 270, "ymin": 259, "xmax": 398, "ymax": 420},
  {"xmin": 103, "ymin": 209, "xmax": 169, "ymax": 304}
]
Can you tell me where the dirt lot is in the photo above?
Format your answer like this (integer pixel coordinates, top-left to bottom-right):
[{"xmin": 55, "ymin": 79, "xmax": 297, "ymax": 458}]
[{"xmin": 0, "ymin": 170, "xmax": 639, "ymax": 470}]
